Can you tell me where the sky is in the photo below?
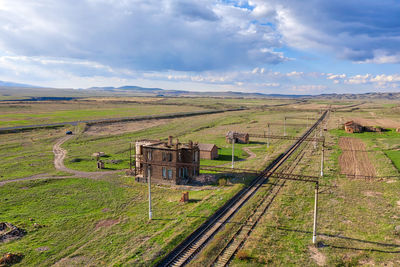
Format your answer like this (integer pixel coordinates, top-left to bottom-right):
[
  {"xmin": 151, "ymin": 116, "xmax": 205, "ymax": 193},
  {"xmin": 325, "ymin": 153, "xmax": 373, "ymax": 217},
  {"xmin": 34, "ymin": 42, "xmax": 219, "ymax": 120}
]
[{"xmin": 0, "ymin": 0, "xmax": 400, "ymax": 94}]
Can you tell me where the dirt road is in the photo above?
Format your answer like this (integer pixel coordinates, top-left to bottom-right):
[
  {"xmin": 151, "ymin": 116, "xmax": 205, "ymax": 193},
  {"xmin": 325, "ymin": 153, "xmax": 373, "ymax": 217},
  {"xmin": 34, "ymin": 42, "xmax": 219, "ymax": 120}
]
[{"xmin": 0, "ymin": 135, "xmax": 122, "ymax": 186}]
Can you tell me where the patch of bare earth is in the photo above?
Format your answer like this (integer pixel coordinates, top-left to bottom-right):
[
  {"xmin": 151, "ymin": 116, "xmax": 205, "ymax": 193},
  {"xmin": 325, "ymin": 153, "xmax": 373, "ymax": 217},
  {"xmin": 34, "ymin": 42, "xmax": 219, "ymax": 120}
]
[
  {"xmin": 95, "ymin": 219, "xmax": 119, "ymax": 230},
  {"xmin": 338, "ymin": 137, "xmax": 376, "ymax": 177},
  {"xmin": 85, "ymin": 119, "xmax": 171, "ymax": 136},
  {"xmin": 309, "ymin": 246, "xmax": 326, "ymax": 266},
  {"xmin": 54, "ymin": 255, "xmax": 93, "ymax": 267},
  {"xmin": 347, "ymin": 117, "xmax": 400, "ymax": 128}
]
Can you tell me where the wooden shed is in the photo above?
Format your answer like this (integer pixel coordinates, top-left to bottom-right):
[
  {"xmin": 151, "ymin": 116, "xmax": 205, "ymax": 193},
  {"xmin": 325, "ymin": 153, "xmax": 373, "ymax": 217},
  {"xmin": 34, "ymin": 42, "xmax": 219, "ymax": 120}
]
[{"xmin": 198, "ymin": 143, "xmax": 218, "ymax": 160}]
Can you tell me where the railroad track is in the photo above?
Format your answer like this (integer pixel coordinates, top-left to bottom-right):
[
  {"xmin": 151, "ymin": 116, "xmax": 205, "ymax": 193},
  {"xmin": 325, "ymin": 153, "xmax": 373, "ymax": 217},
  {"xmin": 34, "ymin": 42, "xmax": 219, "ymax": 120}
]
[
  {"xmin": 156, "ymin": 111, "xmax": 328, "ymax": 267},
  {"xmin": 210, "ymin": 137, "xmax": 313, "ymax": 267}
]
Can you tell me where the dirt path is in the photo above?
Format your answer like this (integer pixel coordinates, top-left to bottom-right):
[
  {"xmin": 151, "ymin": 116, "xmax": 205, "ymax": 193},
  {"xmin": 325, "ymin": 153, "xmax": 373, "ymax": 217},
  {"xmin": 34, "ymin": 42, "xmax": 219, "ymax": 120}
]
[
  {"xmin": 217, "ymin": 146, "xmax": 260, "ymax": 167},
  {"xmin": 52, "ymin": 135, "xmax": 119, "ymax": 177},
  {"xmin": 0, "ymin": 135, "xmax": 123, "ymax": 186},
  {"xmin": 242, "ymin": 146, "xmax": 257, "ymax": 160}
]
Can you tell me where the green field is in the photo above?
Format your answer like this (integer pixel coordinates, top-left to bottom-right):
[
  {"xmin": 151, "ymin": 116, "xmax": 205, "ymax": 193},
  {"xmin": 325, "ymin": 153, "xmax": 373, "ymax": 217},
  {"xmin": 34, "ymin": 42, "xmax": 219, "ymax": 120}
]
[
  {"xmin": 0, "ymin": 102, "xmax": 207, "ymax": 128},
  {"xmin": 2, "ymin": 97, "xmax": 400, "ymax": 266},
  {"xmin": 0, "ymin": 176, "xmax": 242, "ymax": 266}
]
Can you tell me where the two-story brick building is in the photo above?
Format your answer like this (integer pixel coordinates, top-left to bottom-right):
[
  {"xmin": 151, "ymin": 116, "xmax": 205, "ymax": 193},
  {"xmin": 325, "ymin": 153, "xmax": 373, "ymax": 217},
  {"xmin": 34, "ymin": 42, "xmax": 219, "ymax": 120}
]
[{"xmin": 135, "ymin": 136, "xmax": 200, "ymax": 185}]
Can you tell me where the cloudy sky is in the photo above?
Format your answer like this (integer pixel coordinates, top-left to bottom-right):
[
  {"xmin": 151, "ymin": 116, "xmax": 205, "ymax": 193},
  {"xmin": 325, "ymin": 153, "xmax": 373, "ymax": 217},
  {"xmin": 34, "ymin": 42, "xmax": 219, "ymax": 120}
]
[{"xmin": 0, "ymin": 0, "xmax": 400, "ymax": 94}]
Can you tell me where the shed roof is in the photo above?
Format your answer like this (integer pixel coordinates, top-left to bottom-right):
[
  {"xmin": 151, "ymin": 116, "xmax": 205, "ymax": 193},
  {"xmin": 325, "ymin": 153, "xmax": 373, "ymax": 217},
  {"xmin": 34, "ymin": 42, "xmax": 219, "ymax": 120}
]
[{"xmin": 198, "ymin": 143, "xmax": 217, "ymax": 151}]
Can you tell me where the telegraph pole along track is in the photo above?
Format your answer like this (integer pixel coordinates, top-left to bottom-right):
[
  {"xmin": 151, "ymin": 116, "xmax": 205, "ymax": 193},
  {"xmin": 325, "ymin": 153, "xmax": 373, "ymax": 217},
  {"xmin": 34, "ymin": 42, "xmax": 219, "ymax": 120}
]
[{"xmin": 157, "ymin": 110, "xmax": 328, "ymax": 267}]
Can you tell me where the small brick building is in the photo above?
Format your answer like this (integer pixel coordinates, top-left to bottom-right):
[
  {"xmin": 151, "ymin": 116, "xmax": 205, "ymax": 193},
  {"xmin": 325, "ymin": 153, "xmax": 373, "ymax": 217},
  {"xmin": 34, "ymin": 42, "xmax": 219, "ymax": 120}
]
[
  {"xmin": 198, "ymin": 143, "xmax": 218, "ymax": 160},
  {"xmin": 344, "ymin": 121, "xmax": 363, "ymax": 133},
  {"xmin": 135, "ymin": 136, "xmax": 200, "ymax": 185},
  {"xmin": 226, "ymin": 131, "xmax": 249, "ymax": 144}
]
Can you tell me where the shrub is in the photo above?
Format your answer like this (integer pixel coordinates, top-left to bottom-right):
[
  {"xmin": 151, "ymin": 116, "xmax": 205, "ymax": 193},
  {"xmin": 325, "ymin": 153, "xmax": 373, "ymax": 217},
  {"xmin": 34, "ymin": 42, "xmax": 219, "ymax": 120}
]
[
  {"xmin": 236, "ymin": 250, "xmax": 250, "ymax": 260},
  {"xmin": 218, "ymin": 178, "xmax": 227, "ymax": 186}
]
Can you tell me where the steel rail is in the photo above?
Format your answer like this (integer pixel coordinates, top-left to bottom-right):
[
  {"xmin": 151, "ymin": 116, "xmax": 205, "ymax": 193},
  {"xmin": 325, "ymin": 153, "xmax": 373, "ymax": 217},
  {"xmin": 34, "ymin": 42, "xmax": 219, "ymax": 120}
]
[
  {"xmin": 155, "ymin": 110, "xmax": 328, "ymax": 267},
  {"xmin": 211, "ymin": 140, "xmax": 312, "ymax": 267}
]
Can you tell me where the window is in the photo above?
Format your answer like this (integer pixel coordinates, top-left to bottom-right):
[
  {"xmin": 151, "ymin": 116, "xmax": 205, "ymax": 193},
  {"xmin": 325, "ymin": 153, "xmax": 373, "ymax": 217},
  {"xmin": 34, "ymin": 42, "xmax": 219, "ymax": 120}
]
[
  {"xmin": 168, "ymin": 153, "xmax": 172, "ymax": 162},
  {"xmin": 147, "ymin": 150, "xmax": 152, "ymax": 161},
  {"xmin": 162, "ymin": 152, "xmax": 166, "ymax": 161},
  {"xmin": 193, "ymin": 167, "xmax": 196, "ymax": 176},
  {"xmin": 162, "ymin": 167, "xmax": 166, "ymax": 178},
  {"xmin": 178, "ymin": 152, "xmax": 182, "ymax": 162},
  {"xmin": 194, "ymin": 151, "xmax": 199, "ymax": 162},
  {"xmin": 168, "ymin": 169, "xmax": 173, "ymax": 179}
]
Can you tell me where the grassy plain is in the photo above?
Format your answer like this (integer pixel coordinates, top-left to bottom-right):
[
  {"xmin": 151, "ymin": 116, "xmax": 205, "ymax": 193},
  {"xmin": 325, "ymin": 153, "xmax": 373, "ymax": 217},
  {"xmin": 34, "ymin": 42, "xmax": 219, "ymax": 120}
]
[
  {"xmin": 0, "ymin": 101, "xmax": 207, "ymax": 128},
  {"xmin": 224, "ymin": 103, "xmax": 400, "ymax": 266},
  {"xmin": 2, "ymin": 97, "xmax": 399, "ymax": 266}
]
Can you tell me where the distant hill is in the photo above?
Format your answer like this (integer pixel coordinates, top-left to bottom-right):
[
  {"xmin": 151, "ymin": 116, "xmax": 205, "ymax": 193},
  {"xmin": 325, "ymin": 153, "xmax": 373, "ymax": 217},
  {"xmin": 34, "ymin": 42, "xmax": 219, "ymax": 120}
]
[
  {"xmin": 0, "ymin": 80, "xmax": 37, "ymax": 87},
  {"xmin": 1, "ymin": 81, "xmax": 400, "ymax": 100}
]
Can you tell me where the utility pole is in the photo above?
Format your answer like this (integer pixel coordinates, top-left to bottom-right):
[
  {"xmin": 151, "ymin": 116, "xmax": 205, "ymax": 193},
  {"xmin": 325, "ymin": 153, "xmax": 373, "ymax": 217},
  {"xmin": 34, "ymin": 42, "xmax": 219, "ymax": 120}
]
[
  {"xmin": 231, "ymin": 138, "xmax": 235, "ymax": 169},
  {"xmin": 284, "ymin": 117, "xmax": 286, "ymax": 136},
  {"xmin": 267, "ymin": 123, "xmax": 270, "ymax": 149},
  {"xmin": 148, "ymin": 167, "xmax": 152, "ymax": 220},
  {"xmin": 129, "ymin": 143, "xmax": 132, "ymax": 171},
  {"xmin": 313, "ymin": 181, "xmax": 319, "ymax": 244},
  {"xmin": 313, "ymin": 137, "xmax": 324, "ymax": 244}
]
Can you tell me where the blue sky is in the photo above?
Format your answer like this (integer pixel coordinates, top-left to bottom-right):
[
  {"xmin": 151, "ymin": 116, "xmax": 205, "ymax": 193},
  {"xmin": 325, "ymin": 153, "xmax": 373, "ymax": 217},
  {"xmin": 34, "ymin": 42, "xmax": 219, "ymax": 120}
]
[{"xmin": 0, "ymin": 0, "xmax": 399, "ymax": 94}]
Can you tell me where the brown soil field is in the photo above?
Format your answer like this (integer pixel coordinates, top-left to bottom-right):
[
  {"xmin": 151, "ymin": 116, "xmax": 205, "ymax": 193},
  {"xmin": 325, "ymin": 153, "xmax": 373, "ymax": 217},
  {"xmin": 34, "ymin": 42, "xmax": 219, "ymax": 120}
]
[
  {"xmin": 338, "ymin": 137, "xmax": 376, "ymax": 177},
  {"xmin": 346, "ymin": 117, "xmax": 400, "ymax": 128},
  {"xmin": 85, "ymin": 119, "xmax": 171, "ymax": 136}
]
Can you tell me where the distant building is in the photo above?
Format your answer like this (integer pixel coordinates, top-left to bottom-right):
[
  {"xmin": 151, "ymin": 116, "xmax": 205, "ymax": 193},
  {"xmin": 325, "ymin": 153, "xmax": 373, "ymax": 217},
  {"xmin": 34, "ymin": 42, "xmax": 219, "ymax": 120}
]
[
  {"xmin": 198, "ymin": 143, "xmax": 218, "ymax": 160},
  {"xmin": 344, "ymin": 121, "xmax": 386, "ymax": 133},
  {"xmin": 344, "ymin": 121, "xmax": 363, "ymax": 133},
  {"xmin": 135, "ymin": 136, "xmax": 200, "ymax": 185},
  {"xmin": 226, "ymin": 131, "xmax": 249, "ymax": 144}
]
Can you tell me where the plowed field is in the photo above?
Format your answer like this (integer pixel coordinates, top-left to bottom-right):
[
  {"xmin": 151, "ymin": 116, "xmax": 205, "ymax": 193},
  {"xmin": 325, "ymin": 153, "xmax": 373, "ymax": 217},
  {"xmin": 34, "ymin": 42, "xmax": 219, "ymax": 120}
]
[{"xmin": 338, "ymin": 137, "xmax": 376, "ymax": 177}]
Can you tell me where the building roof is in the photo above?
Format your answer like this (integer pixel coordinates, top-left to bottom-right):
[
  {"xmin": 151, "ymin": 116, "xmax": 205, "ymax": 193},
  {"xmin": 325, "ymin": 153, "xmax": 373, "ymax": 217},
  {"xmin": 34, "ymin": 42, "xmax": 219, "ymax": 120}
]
[
  {"xmin": 141, "ymin": 141, "xmax": 198, "ymax": 150},
  {"xmin": 198, "ymin": 143, "xmax": 217, "ymax": 151},
  {"xmin": 226, "ymin": 131, "xmax": 248, "ymax": 138}
]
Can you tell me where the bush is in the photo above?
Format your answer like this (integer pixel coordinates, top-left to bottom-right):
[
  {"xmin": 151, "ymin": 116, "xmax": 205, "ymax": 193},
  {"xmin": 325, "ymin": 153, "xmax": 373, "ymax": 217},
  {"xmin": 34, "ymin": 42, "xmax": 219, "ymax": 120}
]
[
  {"xmin": 236, "ymin": 250, "xmax": 250, "ymax": 260},
  {"xmin": 218, "ymin": 178, "xmax": 227, "ymax": 186},
  {"xmin": 70, "ymin": 158, "xmax": 83, "ymax": 163}
]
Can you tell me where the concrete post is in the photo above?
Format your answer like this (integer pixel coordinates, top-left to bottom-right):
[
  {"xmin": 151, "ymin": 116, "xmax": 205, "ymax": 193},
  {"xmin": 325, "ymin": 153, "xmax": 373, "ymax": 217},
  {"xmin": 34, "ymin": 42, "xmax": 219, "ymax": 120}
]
[
  {"xmin": 148, "ymin": 167, "xmax": 152, "ymax": 220},
  {"xmin": 231, "ymin": 138, "xmax": 235, "ymax": 169}
]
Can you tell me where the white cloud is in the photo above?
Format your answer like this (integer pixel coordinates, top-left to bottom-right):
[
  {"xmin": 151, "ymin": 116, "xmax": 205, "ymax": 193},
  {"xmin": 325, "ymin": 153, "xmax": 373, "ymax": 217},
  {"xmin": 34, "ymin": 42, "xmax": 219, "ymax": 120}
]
[{"xmin": 0, "ymin": 0, "xmax": 287, "ymax": 72}]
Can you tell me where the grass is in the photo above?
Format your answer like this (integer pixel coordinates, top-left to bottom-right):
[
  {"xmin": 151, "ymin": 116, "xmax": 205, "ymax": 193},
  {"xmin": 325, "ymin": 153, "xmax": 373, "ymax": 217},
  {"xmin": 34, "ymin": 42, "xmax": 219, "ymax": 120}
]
[
  {"xmin": 222, "ymin": 126, "xmax": 400, "ymax": 266},
  {"xmin": 0, "ymin": 128, "xmax": 66, "ymax": 181},
  {"xmin": 329, "ymin": 128, "xmax": 400, "ymax": 174},
  {"xmin": 0, "ymin": 103, "xmax": 206, "ymax": 128},
  {"xmin": 0, "ymin": 176, "xmax": 243, "ymax": 266},
  {"xmin": 3, "ymin": 97, "xmax": 399, "ymax": 266}
]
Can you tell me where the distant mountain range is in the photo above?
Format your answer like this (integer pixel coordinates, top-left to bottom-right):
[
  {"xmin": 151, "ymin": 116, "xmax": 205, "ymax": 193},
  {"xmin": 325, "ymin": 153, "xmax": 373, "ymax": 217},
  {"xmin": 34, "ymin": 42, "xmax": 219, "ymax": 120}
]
[
  {"xmin": 85, "ymin": 85, "xmax": 400, "ymax": 99},
  {"xmin": 0, "ymin": 80, "xmax": 38, "ymax": 87},
  {"xmin": 1, "ymin": 81, "xmax": 400, "ymax": 100}
]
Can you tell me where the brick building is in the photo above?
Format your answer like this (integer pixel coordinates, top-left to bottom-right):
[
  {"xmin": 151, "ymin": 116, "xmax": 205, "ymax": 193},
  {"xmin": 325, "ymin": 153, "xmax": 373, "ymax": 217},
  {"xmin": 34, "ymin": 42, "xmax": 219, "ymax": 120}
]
[
  {"xmin": 344, "ymin": 121, "xmax": 363, "ymax": 133},
  {"xmin": 135, "ymin": 136, "xmax": 200, "ymax": 185},
  {"xmin": 226, "ymin": 131, "xmax": 249, "ymax": 144},
  {"xmin": 198, "ymin": 143, "xmax": 218, "ymax": 160}
]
